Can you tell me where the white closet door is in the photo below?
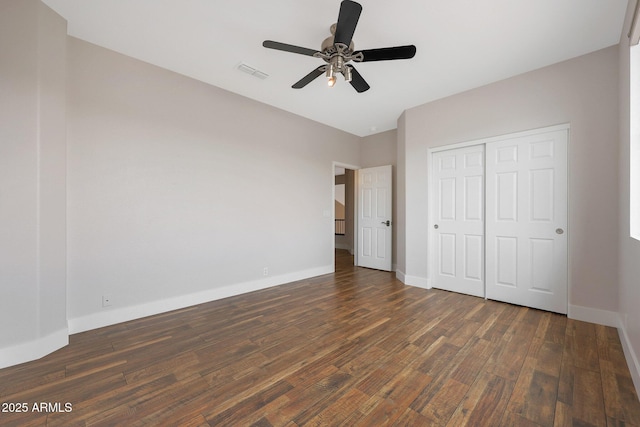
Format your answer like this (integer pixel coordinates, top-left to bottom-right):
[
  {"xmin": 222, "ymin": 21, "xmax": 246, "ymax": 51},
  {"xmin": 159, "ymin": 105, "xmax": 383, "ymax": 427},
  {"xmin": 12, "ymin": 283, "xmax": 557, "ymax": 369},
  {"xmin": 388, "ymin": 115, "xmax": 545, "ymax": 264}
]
[
  {"xmin": 485, "ymin": 130, "xmax": 568, "ymax": 314},
  {"xmin": 432, "ymin": 145, "xmax": 485, "ymax": 297}
]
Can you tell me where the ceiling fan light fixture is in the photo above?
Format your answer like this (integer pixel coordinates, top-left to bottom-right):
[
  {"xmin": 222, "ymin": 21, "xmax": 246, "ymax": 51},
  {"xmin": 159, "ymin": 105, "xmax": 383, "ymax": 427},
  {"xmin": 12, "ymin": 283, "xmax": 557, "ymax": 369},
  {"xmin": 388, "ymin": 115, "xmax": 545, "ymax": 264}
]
[
  {"xmin": 344, "ymin": 66, "xmax": 352, "ymax": 83},
  {"xmin": 326, "ymin": 63, "xmax": 336, "ymax": 87}
]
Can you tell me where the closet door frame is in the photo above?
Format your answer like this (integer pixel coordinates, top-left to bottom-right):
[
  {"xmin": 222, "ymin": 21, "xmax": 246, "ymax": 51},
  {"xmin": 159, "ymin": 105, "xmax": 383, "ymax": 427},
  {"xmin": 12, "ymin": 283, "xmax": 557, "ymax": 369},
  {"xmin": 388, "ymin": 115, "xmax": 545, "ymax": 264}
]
[{"xmin": 427, "ymin": 124, "xmax": 570, "ymax": 313}]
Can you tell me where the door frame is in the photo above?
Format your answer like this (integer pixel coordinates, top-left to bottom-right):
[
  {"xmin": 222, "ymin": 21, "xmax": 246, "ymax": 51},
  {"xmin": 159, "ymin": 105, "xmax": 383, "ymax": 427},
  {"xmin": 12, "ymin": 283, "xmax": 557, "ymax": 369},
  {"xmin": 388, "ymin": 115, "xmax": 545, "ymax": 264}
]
[
  {"xmin": 332, "ymin": 161, "xmax": 361, "ymax": 270},
  {"xmin": 427, "ymin": 124, "xmax": 570, "ymax": 309}
]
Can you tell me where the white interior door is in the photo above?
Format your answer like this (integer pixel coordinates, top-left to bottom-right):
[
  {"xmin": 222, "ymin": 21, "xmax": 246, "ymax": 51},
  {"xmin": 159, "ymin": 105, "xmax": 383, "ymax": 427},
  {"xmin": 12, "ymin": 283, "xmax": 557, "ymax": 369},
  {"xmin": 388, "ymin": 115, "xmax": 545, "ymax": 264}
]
[
  {"xmin": 485, "ymin": 129, "xmax": 568, "ymax": 314},
  {"xmin": 357, "ymin": 165, "xmax": 392, "ymax": 271},
  {"xmin": 431, "ymin": 145, "xmax": 485, "ymax": 297}
]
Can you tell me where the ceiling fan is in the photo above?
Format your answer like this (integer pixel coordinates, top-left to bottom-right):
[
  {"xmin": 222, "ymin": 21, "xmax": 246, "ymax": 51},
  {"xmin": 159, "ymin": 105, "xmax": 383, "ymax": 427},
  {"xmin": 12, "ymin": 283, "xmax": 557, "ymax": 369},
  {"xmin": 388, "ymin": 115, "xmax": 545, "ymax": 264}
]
[{"xmin": 262, "ymin": 0, "xmax": 416, "ymax": 93}]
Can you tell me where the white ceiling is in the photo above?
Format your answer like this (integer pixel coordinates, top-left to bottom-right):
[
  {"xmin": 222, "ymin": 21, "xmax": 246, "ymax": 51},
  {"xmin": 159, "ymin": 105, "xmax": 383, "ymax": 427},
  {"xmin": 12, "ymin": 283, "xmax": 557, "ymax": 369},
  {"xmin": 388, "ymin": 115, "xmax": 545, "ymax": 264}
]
[{"xmin": 42, "ymin": 0, "xmax": 628, "ymax": 137}]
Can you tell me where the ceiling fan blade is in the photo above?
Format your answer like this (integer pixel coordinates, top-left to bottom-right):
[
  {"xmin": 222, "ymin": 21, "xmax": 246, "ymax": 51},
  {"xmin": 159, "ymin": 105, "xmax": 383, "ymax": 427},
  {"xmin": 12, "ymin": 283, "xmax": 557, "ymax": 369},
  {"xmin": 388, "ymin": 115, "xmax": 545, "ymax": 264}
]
[
  {"xmin": 333, "ymin": 0, "xmax": 362, "ymax": 47},
  {"xmin": 292, "ymin": 66, "xmax": 326, "ymax": 89},
  {"xmin": 356, "ymin": 45, "xmax": 417, "ymax": 62},
  {"xmin": 348, "ymin": 65, "xmax": 369, "ymax": 93},
  {"xmin": 263, "ymin": 40, "xmax": 320, "ymax": 57}
]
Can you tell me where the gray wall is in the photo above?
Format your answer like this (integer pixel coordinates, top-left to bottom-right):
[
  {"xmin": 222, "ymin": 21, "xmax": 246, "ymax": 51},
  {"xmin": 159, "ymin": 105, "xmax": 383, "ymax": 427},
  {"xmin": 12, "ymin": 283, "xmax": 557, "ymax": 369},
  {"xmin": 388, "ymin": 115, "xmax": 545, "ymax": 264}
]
[
  {"xmin": 66, "ymin": 37, "xmax": 362, "ymax": 331},
  {"xmin": 0, "ymin": 0, "xmax": 68, "ymax": 367},
  {"xmin": 398, "ymin": 46, "xmax": 620, "ymax": 316},
  {"xmin": 618, "ymin": 0, "xmax": 640, "ymax": 392}
]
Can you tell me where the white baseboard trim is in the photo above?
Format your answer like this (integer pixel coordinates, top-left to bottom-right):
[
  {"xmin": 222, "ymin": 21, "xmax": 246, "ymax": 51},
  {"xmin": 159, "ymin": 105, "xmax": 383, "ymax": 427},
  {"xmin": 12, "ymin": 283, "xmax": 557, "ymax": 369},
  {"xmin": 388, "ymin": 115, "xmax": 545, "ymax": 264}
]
[
  {"xmin": 396, "ymin": 270, "xmax": 429, "ymax": 289},
  {"xmin": 618, "ymin": 319, "xmax": 640, "ymax": 399},
  {"xmin": 69, "ymin": 265, "xmax": 333, "ymax": 334},
  {"xmin": 0, "ymin": 327, "xmax": 69, "ymax": 370},
  {"xmin": 567, "ymin": 304, "xmax": 620, "ymax": 328},
  {"xmin": 335, "ymin": 243, "xmax": 351, "ymax": 251}
]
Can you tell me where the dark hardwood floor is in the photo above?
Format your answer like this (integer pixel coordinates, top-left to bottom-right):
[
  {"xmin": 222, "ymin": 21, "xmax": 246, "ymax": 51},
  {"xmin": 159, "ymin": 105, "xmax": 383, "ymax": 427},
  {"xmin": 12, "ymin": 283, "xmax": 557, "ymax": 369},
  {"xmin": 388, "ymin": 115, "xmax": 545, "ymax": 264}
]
[{"xmin": 1, "ymin": 249, "xmax": 639, "ymax": 426}]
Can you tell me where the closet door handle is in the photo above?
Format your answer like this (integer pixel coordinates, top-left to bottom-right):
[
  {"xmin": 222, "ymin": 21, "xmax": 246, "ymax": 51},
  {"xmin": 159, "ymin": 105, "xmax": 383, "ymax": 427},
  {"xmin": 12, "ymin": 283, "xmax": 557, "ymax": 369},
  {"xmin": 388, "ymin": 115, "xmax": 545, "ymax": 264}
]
[{"xmin": 434, "ymin": 224, "xmax": 439, "ymax": 229}]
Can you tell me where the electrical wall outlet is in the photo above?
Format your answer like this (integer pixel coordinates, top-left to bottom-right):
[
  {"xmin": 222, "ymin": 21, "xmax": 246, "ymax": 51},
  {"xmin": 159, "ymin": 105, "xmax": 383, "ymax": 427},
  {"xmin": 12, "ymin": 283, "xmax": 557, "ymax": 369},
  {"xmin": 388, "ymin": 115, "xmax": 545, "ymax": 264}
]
[
  {"xmin": 102, "ymin": 295, "xmax": 112, "ymax": 307},
  {"xmin": 263, "ymin": 267, "xmax": 268, "ymax": 276}
]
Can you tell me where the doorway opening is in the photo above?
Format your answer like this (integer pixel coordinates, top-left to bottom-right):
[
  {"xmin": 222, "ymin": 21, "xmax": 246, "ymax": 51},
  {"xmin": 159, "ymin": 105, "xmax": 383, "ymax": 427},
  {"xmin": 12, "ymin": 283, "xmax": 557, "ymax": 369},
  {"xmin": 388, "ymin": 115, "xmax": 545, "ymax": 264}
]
[{"xmin": 334, "ymin": 165, "xmax": 356, "ymax": 268}]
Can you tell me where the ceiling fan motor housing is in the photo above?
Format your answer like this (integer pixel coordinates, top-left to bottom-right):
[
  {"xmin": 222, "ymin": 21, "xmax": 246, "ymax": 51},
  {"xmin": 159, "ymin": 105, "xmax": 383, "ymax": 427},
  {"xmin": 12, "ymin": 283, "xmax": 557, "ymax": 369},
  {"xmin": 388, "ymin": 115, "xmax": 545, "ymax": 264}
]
[{"xmin": 318, "ymin": 24, "xmax": 360, "ymax": 84}]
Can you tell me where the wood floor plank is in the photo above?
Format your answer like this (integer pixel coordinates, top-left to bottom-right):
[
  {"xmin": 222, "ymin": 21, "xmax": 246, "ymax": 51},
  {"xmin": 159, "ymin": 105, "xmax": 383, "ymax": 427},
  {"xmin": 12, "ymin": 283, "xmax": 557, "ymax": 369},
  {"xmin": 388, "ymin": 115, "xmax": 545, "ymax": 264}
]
[
  {"xmin": 420, "ymin": 378, "xmax": 469, "ymax": 426},
  {"xmin": 449, "ymin": 336, "xmax": 494, "ymax": 386},
  {"xmin": 522, "ymin": 370, "xmax": 560, "ymax": 425},
  {"xmin": 447, "ymin": 370, "xmax": 516, "ymax": 427},
  {"xmin": 572, "ymin": 367, "xmax": 607, "ymax": 427},
  {"xmin": 617, "ymin": 372, "xmax": 640, "ymax": 425},
  {"xmin": 350, "ymin": 396, "xmax": 400, "ymax": 426},
  {"xmin": 305, "ymin": 387, "xmax": 370, "ymax": 426},
  {"xmin": 486, "ymin": 309, "xmax": 540, "ymax": 382},
  {"xmin": 205, "ymin": 379, "xmax": 293, "ymax": 427},
  {"xmin": 0, "ymin": 249, "xmax": 637, "ymax": 426},
  {"xmin": 569, "ymin": 319, "xmax": 601, "ymax": 372},
  {"xmin": 366, "ymin": 370, "xmax": 433, "ymax": 425},
  {"xmin": 502, "ymin": 355, "xmax": 538, "ymax": 421}
]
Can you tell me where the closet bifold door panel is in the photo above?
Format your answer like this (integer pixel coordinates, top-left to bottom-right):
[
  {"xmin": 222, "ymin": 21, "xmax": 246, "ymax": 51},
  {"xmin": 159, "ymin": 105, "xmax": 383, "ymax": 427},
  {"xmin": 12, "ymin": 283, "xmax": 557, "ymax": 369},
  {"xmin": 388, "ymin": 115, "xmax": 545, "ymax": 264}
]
[
  {"xmin": 485, "ymin": 129, "xmax": 568, "ymax": 314},
  {"xmin": 431, "ymin": 145, "xmax": 485, "ymax": 298}
]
